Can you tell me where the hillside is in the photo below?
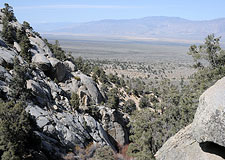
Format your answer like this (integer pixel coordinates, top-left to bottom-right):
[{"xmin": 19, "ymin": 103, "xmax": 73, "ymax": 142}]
[
  {"xmin": 1, "ymin": 4, "xmax": 225, "ymax": 160},
  {"xmin": 40, "ymin": 16, "xmax": 225, "ymax": 41}
]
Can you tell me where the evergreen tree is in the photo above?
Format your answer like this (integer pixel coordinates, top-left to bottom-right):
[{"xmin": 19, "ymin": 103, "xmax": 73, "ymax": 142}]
[
  {"xmin": 107, "ymin": 88, "xmax": 119, "ymax": 109},
  {"xmin": 9, "ymin": 58, "xmax": 31, "ymax": 101},
  {"xmin": 53, "ymin": 40, "xmax": 66, "ymax": 61},
  {"xmin": 187, "ymin": 34, "xmax": 225, "ymax": 68},
  {"xmin": 16, "ymin": 27, "xmax": 32, "ymax": 63},
  {"xmin": 22, "ymin": 21, "xmax": 33, "ymax": 30},
  {"xmin": 1, "ymin": 3, "xmax": 16, "ymax": 22},
  {"xmin": 0, "ymin": 101, "xmax": 39, "ymax": 160},
  {"xmin": 19, "ymin": 34, "xmax": 32, "ymax": 63},
  {"xmin": 1, "ymin": 16, "xmax": 15, "ymax": 45}
]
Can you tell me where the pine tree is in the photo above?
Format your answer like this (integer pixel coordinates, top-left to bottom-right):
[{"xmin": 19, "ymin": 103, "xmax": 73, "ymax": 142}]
[
  {"xmin": 53, "ymin": 40, "xmax": 66, "ymax": 61},
  {"xmin": 16, "ymin": 27, "xmax": 32, "ymax": 63},
  {"xmin": 9, "ymin": 58, "xmax": 30, "ymax": 101},
  {"xmin": 1, "ymin": 3, "xmax": 16, "ymax": 22},
  {"xmin": 19, "ymin": 34, "xmax": 32, "ymax": 63},
  {"xmin": 1, "ymin": 16, "xmax": 15, "ymax": 45},
  {"xmin": 0, "ymin": 101, "xmax": 39, "ymax": 159}
]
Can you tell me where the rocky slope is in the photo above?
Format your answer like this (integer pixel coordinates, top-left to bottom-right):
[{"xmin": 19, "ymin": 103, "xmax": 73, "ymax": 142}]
[
  {"xmin": 155, "ymin": 77, "xmax": 225, "ymax": 160},
  {"xmin": 2, "ymin": 5, "xmax": 225, "ymax": 160},
  {"xmin": 0, "ymin": 9, "xmax": 129, "ymax": 159}
]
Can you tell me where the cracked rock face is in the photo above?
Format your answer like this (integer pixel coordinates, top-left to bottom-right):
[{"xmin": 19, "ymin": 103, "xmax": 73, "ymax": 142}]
[
  {"xmin": 192, "ymin": 77, "xmax": 225, "ymax": 147},
  {"xmin": 26, "ymin": 104, "xmax": 114, "ymax": 149}
]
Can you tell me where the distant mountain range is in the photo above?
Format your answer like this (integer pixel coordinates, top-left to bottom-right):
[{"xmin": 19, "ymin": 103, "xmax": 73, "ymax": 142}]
[{"xmin": 36, "ymin": 16, "xmax": 225, "ymax": 41}]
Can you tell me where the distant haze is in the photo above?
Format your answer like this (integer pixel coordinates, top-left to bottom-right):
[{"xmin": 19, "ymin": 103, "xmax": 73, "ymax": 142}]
[{"xmin": 38, "ymin": 16, "xmax": 225, "ymax": 42}]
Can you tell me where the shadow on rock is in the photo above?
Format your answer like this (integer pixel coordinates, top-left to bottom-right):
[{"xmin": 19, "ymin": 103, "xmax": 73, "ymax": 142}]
[{"xmin": 200, "ymin": 141, "xmax": 225, "ymax": 159}]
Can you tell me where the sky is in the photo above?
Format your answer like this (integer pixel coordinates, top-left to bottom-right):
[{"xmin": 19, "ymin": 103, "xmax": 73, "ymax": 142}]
[{"xmin": 1, "ymin": 0, "xmax": 225, "ymax": 25}]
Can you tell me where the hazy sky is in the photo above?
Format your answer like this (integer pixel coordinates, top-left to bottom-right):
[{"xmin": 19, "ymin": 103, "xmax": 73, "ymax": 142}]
[{"xmin": 1, "ymin": 0, "xmax": 225, "ymax": 24}]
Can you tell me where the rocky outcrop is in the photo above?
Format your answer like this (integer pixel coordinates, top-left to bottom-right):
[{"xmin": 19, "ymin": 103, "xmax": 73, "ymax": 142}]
[
  {"xmin": 99, "ymin": 106, "xmax": 129, "ymax": 146},
  {"xmin": 49, "ymin": 57, "xmax": 66, "ymax": 82},
  {"xmin": 0, "ymin": 65, "xmax": 12, "ymax": 82},
  {"xmin": 0, "ymin": 47, "xmax": 17, "ymax": 68},
  {"xmin": 74, "ymin": 72, "xmax": 104, "ymax": 104},
  {"xmin": 192, "ymin": 77, "xmax": 225, "ymax": 147},
  {"xmin": 10, "ymin": 20, "xmax": 22, "ymax": 30},
  {"xmin": 32, "ymin": 54, "xmax": 51, "ymax": 71},
  {"xmin": 60, "ymin": 71, "xmax": 104, "ymax": 106},
  {"xmin": 29, "ymin": 35, "xmax": 53, "ymax": 57},
  {"xmin": 60, "ymin": 78, "xmax": 80, "ymax": 94},
  {"xmin": 27, "ymin": 79, "xmax": 52, "ymax": 106},
  {"xmin": 26, "ymin": 104, "xmax": 116, "ymax": 151},
  {"xmin": 155, "ymin": 124, "xmax": 224, "ymax": 160},
  {"xmin": 64, "ymin": 60, "xmax": 76, "ymax": 72}
]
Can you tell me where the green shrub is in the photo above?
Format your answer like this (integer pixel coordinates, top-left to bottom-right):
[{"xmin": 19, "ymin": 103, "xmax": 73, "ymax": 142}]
[
  {"xmin": 92, "ymin": 66, "xmax": 108, "ymax": 84},
  {"xmin": 123, "ymin": 99, "xmax": 136, "ymax": 114},
  {"xmin": 70, "ymin": 93, "xmax": 80, "ymax": 110},
  {"xmin": 139, "ymin": 96, "xmax": 150, "ymax": 108},
  {"xmin": 106, "ymin": 88, "xmax": 119, "ymax": 109},
  {"xmin": 74, "ymin": 76, "xmax": 81, "ymax": 81},
  {"xmin": 92, "ymin": 146, "xmax": 115, "ymax": 160}
]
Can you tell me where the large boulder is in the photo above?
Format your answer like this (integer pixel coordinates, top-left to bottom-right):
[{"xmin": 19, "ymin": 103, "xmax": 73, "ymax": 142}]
[
  {"xmin": 48, "ymin": 57, "xmax": 66, "ymax": 82},
  {"xmin": 155, "ymin": 124, "xmax": 224, "ymax": 160},
  {"xmin": 99, "ymin": 106, "xmax": 129, "ymax": 146},
  {"xmin": 74, "ymin": 72, "xmax": 104, "ymax": 104},
  {"xmin": 63, "ymin": 60, "xmax": 76, "ymax": 72},
  {"xmin": 192, "ymin": 77, "xmax": 225, "ymax": 147},
  {"xmin": 0, "ymin": 47, "xmax": 17, "ymax": 68},
  {"xmin": 27, "ymin": 80, "xmax": 52, "ymax": 106},
  {"xmin": 32, "ymin": 54, "xmax": 51, "ymax": 71},
  {"xmin": 29, "ymin": 35, "xmax": 53, "ymax": 57}
]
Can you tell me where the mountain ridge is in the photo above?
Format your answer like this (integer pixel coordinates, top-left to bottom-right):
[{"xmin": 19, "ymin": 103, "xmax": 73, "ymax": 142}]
[{"xmin": 37, "ymin": 16, "xmax": 225, "ymax": 41}]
